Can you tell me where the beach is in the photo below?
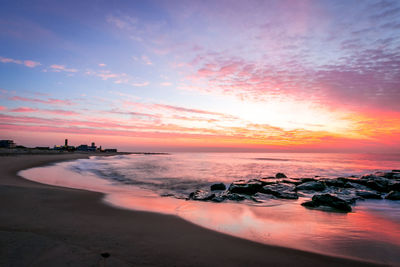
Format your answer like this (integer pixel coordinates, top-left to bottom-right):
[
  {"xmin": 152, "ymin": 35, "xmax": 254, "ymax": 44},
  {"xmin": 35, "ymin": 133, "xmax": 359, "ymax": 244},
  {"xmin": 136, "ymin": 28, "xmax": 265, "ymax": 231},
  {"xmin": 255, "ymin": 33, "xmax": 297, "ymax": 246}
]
[{"xmin": 0, "ymin": 153, "xmax": 385, "ymax": 266}]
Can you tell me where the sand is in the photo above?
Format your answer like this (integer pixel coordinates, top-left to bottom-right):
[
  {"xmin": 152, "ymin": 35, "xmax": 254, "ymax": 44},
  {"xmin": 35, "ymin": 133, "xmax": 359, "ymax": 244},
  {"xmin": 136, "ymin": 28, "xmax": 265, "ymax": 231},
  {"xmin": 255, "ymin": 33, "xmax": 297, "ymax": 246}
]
[{"xmin": 0, "ymin": 153, "xmax": 384, "ymax": 266}]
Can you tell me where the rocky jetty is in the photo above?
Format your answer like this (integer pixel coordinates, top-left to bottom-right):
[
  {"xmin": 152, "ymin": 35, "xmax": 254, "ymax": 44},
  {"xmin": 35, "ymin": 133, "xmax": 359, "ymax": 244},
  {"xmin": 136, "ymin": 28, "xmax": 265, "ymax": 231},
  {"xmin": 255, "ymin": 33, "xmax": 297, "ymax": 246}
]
[{"xmin": 186, "ymin": 170, "xmax": 400, "ymax": 212}]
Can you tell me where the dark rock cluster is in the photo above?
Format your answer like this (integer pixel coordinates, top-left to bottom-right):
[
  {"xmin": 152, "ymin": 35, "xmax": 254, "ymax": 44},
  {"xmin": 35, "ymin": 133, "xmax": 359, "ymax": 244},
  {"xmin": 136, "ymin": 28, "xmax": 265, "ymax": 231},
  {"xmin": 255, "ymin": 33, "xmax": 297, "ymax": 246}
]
[{"xmin": 187, "ymin": 170, "xmax": 400, "ymax": 212}]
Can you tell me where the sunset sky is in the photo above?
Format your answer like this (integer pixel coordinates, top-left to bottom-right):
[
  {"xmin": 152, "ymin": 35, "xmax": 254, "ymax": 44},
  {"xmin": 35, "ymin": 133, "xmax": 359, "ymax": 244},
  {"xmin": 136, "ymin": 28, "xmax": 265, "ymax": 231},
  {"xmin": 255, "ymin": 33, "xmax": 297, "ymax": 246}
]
[{"xmin": 1, "ymin": 0, "xmax": 399, "ymax": 152}]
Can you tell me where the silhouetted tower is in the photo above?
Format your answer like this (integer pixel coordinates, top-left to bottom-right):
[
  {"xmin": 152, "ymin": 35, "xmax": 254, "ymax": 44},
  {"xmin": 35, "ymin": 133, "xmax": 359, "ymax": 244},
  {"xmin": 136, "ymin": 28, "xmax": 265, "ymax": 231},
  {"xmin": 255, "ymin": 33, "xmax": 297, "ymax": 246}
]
[
  {"xmin": 65, "ymin": 139, "xmax": 68, "ymax": 147},
  {"xmin": 91, "ymin": 142, "xmax": 95, "ymax": 147}
]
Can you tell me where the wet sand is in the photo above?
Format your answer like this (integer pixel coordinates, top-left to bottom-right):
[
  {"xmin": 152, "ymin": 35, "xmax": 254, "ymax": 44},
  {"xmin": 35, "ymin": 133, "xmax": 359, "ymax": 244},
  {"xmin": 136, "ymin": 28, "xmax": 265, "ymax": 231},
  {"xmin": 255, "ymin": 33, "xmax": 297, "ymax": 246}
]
[{"xmin": 0, "ymin": 154, "xmax": 384, "ymax": 266}]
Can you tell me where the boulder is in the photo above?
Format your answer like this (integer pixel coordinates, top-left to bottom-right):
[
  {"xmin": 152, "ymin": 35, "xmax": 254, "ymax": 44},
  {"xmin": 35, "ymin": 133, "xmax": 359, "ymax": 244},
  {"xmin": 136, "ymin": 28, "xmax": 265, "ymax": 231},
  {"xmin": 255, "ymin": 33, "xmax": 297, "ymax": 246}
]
[
  {"xmin": 345, "ymin": 182, "xmax": 369, "ymax": 190},
  {"xmin": 259, "ymin": 178, "xmax": 278, "ymax": 185},
  {"xmin": 361, "ymin": 174, "xmax": 379, "ymax": 180},
  {"xmin": 261, "ymin": 184, "xmax": 298, "ymax": 199},
  {"xmin": 323, "ymin": 179, "xmax": 347, "ymax": 188},
  {"xmin": 365, "ymin": 177, "xmax": 390, "ymax": 192},
  {"xmin": 281, "ymin": 179, "xmax": 303, "ymax": 186},
  {"xmin": 301, "ymin": 194, "xmax": 352, "ymax": 212},
  {"xmin": 385, "ymin": 191, "xmax": 400, "ymax": 200},
  {"xmin": 228, "ymin": 180, "xmax": 263, "ymax": 195},
  {"xmin": 225, "ymin": 193, "xmax": 246, "ymax": 201},
  {"xmin": 356, "ymin": 191, "xmax": 382, "ymax": 199},
  {"xmin": 188, "ymin": 190, "xmax": 215, "ymax": 201},
  {"xmin": 275, "ymin": 173, "xmax": 287, "ymax": 178},
  {"xmin": 296, "ymin": 181, "xmax": 326, "ymax": 191},
  {"xmin": 300, "ymin": 178, "xmax": 317, "ymax": 183},
  {"xmin": 375, "ymin": 171, "xmax": 400, "ymax": 179},
  {"xmin": 389, "ymin": 181, "xmax": 400, "ymax": 191},
  {"xmin": 210, "ymin": 183, "xmax": 226, "ymax": 191}
]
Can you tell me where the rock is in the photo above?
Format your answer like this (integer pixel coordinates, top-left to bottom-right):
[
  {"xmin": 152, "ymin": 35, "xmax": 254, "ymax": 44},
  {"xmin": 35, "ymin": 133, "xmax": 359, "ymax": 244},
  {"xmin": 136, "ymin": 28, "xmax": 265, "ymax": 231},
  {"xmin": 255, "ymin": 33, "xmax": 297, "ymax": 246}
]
[
  {"xmin": 346, "ymin": 182, "xmax": 369, "ymax": 190},
  {"xmin": 296, "ymin": 181, "xmax": 326, "ymax": 191},
  {"xmin": 365, "ymin": 177, "xmax": 390, "ymax": 192},
  {"xmin": 300, "ymin": 178, "xmax": 317, "ymax": 183},
  {"xmin": 225, "ymin": 193, "xmax": 246, "ymax": 201},
  {"xmin": 210, "ymin": 183, "xmax": 226, "ymax": 191},
  {"xmin": 211, "ymin": 196, "xmax": 226, "ymax": 202},
  {"xmin": 281, "ymin": 179, "xmax": 303, "ymax": 185},
  {"xmin": 361, "ymin": 174, "xmax": 379, "ymax": 180},
  {"xmin": 323, "ymin": 179, "xmax": 347, "ymax": 188},
  {"xmin": 275, "ymin": 173, "xmax": 287, "ymax": 178},
  {"xmin": 389, "ymin": 181, "xmax": 400, "ymax": 191},
  {"xmin": 259, "ymin": 178, "xmax": 278, "ymax": 185},
  {"xmin": 385, "ymin": 191, "xmax": 400, "ymax": 200},
  {"xmin": 261, "ymin": 184, "xmax": 298, "ymax": 199},
  {"xmin": 228, "ymin": 180, "xmax": 263, "ymax": 195},
  {"xmin": 375, "ymin": 171, "xmax": 400, "ymax": 179},
  {"xmin": 356, "ymin": 191, "xmax": 382, "ymax": 199},
  {"xmin": 301, "ymin": 194, "xmax": 352, "ymax": 212},
  {"xmin": 188, "ymin": 190, "xmax": 215, "ymax": 201}
]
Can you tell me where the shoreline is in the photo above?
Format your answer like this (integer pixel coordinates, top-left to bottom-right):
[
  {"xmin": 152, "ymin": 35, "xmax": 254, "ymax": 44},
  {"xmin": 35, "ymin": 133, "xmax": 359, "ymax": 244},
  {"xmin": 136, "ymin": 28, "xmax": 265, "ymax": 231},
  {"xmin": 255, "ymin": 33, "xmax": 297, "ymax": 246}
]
[{"xmin": 0, "ymin": 154, "xmax": 384, "ymax": 266}]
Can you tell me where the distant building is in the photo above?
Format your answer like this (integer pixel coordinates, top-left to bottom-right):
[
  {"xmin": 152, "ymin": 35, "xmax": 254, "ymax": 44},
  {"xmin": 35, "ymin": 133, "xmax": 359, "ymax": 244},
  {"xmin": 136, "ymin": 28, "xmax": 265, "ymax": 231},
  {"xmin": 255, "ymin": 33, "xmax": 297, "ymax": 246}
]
[
  {"xmin": 76, "ymin": 144, "xmax": 89, "ymax": 151},
  {"xmin": 90, "ymin": 142, "xmax": 97, "ymax": 151},
  {"xmin": 65, "ymin": 139, "xmax": 68, "ymax": 147},
  {"xmin": 77, "ymin": 142, "xmax": 97, "ymax": 152},
  {"xmin": 0, "ymin": 140, "xmax": 16, "ymax": 148}
]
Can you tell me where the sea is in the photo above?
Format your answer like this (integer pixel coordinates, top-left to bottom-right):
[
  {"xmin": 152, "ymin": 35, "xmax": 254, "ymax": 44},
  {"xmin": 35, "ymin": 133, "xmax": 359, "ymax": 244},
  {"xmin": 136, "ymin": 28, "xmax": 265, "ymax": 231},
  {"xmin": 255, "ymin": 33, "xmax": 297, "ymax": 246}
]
[{"xmin": 20, "ymin": 152, "xmax": 400, "ymax": 265}]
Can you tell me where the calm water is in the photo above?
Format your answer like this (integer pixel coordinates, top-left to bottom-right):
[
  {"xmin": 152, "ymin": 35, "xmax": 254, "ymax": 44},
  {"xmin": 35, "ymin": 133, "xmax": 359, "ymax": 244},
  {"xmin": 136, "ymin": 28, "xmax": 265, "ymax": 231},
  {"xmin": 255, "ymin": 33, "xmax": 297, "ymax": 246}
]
[{"xmin": 20, "ymin": 153, "xmax": 400, "ymax": 265}]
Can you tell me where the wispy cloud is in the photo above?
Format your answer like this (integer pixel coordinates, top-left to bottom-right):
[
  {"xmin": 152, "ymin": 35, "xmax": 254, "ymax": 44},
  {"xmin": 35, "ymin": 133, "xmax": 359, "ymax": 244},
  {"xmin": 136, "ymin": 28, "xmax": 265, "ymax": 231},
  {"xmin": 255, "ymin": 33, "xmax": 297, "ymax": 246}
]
[
  {"xmin": 160, "ymin": 82, "xmax": 172, "ymax": 86},
  {"xmin": 10, "ymin": 107, "xmax": 38, "ymax": 112},
  {"xmin": 10, "ymin": 96, "xmax": 72, "ymax": 106},
  {"xmin": 50, "ymin": 64, "xmax": 78, "ymax": 73},
  {"xmin": 141, "ymin": 55, "xmax": 152, "ymax": 65},
  {"xmin": 9, "ymin": 107, "xmax": 78, "ymax": 116},
  {"xmin": 131, "ymin": 81, "xmax": 149, "ymax": 87},
  {"xmin": 0, "ymin": 56, "xmax": 41, "ymax": 68}
]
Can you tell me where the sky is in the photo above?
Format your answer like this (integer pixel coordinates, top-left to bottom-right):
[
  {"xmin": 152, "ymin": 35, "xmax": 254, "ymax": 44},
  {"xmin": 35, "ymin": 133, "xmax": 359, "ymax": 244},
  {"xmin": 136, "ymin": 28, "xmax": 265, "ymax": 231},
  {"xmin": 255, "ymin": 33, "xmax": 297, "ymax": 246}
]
[{"xmin": 0, "ymin": 0, "xmax": 399, "ymax": 152}]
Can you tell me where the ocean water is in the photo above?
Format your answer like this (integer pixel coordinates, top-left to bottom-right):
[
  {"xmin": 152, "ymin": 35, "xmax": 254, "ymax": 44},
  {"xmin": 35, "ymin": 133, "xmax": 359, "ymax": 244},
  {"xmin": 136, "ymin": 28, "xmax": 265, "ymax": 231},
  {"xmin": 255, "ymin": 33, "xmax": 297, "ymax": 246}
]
[{"xmin": 20, "ymin": 153, "xmax": 400, "ymax": 265}]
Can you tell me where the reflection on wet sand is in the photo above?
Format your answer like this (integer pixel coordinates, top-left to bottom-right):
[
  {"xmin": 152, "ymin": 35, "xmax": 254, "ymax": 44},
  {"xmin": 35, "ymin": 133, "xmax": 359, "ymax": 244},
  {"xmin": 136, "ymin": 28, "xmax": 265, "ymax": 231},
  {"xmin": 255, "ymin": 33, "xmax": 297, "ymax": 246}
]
[{"xmin": 105, "ymin": 191, "xmax": 400, "ymax": 265}]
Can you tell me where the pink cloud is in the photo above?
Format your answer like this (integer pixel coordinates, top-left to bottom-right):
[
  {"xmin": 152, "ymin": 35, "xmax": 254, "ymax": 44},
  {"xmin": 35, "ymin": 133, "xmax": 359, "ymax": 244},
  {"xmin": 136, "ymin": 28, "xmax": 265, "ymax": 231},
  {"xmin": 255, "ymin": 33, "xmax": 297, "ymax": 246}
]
[
  {"xmin": 97, "ymin": 73, "xmax": 119, "ymax": 80},
  {"xmin": 152, "ymin": 103, "xmax": 225, "ymax": 116},
  {"xmin": 0, "ymin": 56, "xmax": 22, "ymax": 64},
  {"xmin": 160, "ymin": 82, "xmax": 172, "ymax": 86},
  {"xmin": 0, "ymin": 106, "xmax": 6, "ymax": 111},
  {"xmin": 9, "ymin": 107, "xmax": 78, "ymax": 116},
  {"xmin": 42, "ymin": 109, "xmax": 79, "ymax": 116},
  {"xmin": 50, "ymin": 64, "xmax": 78, "ymax": 73},
  {"xmin": 24, "ymin": 60, "xmax": 41, "ymax": 68},
  {"xmin": 0, "ymin": 56, "xmax": 40, "ymax": 68},
  {"xmin": 131, "ymin": 81, "xmax": 149, "ymax": 87},
  {"xmin": 11, "ymin": 107, "xmax": 38, "ymax": 112},
  {"xmin": 10, "ymin": 96, "xmax": 72, "ymax": 106}
]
